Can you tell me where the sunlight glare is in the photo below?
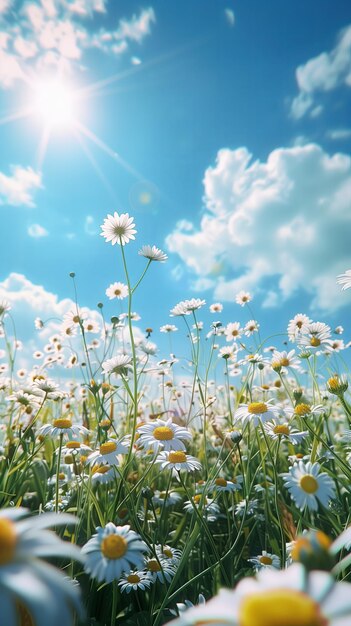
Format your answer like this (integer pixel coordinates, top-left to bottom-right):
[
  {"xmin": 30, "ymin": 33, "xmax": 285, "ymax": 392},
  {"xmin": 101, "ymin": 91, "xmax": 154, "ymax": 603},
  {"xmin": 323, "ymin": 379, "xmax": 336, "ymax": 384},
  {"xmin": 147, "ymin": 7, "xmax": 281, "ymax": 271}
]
[{"xmin": 33, "ymin": 79, "xmax": 75, "ymax": 128}]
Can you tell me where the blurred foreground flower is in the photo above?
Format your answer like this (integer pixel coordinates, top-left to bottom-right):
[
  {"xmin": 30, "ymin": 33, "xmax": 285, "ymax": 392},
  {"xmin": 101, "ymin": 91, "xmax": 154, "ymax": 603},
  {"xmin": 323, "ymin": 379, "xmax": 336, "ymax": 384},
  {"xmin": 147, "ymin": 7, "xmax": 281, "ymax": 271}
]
[
  {"xmin": 0, "ymin": 507, "xmax": 84, "ymax": 626},
  {"xmin": 169, "ymin": 563, "xmax": 351, "ymax": 625}
]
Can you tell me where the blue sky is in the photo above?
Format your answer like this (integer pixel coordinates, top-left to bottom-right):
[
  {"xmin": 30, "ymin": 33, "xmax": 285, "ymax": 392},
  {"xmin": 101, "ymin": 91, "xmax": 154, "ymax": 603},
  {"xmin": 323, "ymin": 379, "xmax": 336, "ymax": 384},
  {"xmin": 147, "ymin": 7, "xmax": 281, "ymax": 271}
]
[{"xmin": 1, "ymin": 0, "xmax": 351, "ymax": 366}]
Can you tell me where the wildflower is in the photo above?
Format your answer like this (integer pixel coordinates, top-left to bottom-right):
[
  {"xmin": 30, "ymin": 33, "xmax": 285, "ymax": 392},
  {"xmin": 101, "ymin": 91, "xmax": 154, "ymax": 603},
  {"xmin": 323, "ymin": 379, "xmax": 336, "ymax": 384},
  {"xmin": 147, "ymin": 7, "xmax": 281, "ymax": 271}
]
[
  {"xmin": 235, "ymin": 290, "xmax": 252, "ymax": 306},
  {"xmin": 118, "ymin": 570, "xmax": 152, "ymax": 593},
  {"xmin": 160, "ymin": 324, "xmax": 178, "ymax": 333},
  {"xmin": 139, "ymin": 341, "xmax": 157, "ymax": 356},
  {"xmin": 337, "ymin": 269, "xmax": 351, "ymax": 290},
  {"xmin": 156, "ymin": 450, "xmax": 202, "ymax": 473},
  {"xmin": 38, "ymin": 418, "xmax": 89, "ymax": 439},
  {"xmin": 171, "ymin": 594, "xmax": 206, "ymax": 617},
  {"xmin": 211, "ymin": 476, "xmax": 243, "ymax": 492},
  {"xmin": 210, "ymin": 302, "xmax": 223, "ymax": 313},
  {"xmin": 326, "ymin": 374, "xmax": 348, "ymax": 396},
  {"xmin": 91, "ymin": 465, "xmax": 116, "ymax": 484},
  {"xmin": 82, "ymin": 523, "xmax": 148, "ymax": 583},
  {"xmin": 138, "ymin": 244, "xmax": 168, "ymax": 262},
  {"xmin": 86, "ymin": 437, "xmax": 130, "ymax": 467},
  {"xmin": 168, "ymin": 563, "xmax": 351, "ymax": 625},
  {"xmin": 102, "ymin": 355, "xmax": 133, "ymax": 376},
  {"xmin": 292, "ymin": 403, "xmax": 324, "ymax": 418},
  {"xmin": 282, "ymin": 461, "xmax": 336, "ymax": 511},
  {"xmin": 170, "ymin": 299, "xmax": 206, "ymax": 316},
  {"xmin": 288, "ymin": 529, "xmax": 335, "ymax": 571},
  {"xmin": 100, "ymin": 212, "xmax": 137, "ymax": 246},
  {"xmin": 83, "ymin": 319, "xmax": 100, "ymax": 333},
  {"xmin": 152, "ymin": 490, "xmax": 183, "ymax": 508},
  {"xmin": 297, "ymin": 321, "xmax": 331, "ymax": 350},
  {"xmin": 156, "ymin": 545, "xmax": 182, "ymax": 566},
  {"xmin": 248, "ymin": 550, "xmax": 280, "ymax": 571},
  {"xmin": 271, "ymin": 349, "xmax": 301, "ymax": 372},
  {"xmin": 225, "ymin": 322, "xmax": 243, "ymax": 341},
  {"xmin": 105, "ymin": 282, "xmax": 129, "ymax": 300},
  {"xmin": 145, "ymin": 557, "xmax": 176, "ymax": 584},
  {"xmin": 0, "ymin": 508, "xmax": 83, "ymax": 626},
  {"xmin": 287, "ymin": 313, "xmax": 312, "ymax": 341},
  {"xmin": 137, "ymin": 418, "xmax": 192, "ymax": 452},
  {"xmin": 244, "ymin": 320, "xmax": 260, "ymax": 337},
  {"xmin": 183, "ymin": 494, "xmax": 221, "ymax": 522},
  {"xmin": 234, "ymin": 399, "xmax": 280, "ymax": 427},
  {"xmin": 34, "ymin": 316, "xmax": 44, "ymax": 329},
  {"xmin": 263, "ymin": 421, "xmax": 308, "ymax": 444},
  {"xmin": 0, "ymin": 299, "xmax": 11, "ymax": 317}
]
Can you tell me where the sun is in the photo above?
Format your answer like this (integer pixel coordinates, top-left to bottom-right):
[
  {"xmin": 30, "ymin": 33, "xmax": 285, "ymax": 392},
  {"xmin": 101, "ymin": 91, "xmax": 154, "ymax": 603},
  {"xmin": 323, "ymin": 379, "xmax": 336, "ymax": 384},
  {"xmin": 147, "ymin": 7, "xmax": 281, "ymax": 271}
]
[{"xmin": 32, "ymin": 78, "xmax": 75, "ymax": 129}]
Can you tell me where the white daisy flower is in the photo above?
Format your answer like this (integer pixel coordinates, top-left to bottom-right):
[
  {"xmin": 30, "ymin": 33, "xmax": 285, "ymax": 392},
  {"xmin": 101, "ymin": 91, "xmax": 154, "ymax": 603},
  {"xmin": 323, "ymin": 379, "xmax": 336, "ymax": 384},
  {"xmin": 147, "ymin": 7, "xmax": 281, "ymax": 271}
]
[
  {"xmin": 225, "ymin": 322, "xmax": 243, "ymax": 342},
  {"xmin": 0, "ymin": 508, "xmax": 83, "ymax": 626},
  {"xmin": 102, "ymin": 355, "xmax": 133, "ymax": 376},
  {"xmin": 263, "ymin": 421, "xmax": 308, "ymax": 444},
  {"xmin": 282, "ymin": 461, "xmax": 336, "ymax": 511},
  {"xmin": 168, "ymin": 563, "xmax": 351, "ymax": 625},
  {"xmin": 100, "ymin": 212, "xmax": 137, "ymax": 246},
  {"xmin": 211, "ymin": 476, "xmax": 243, "ymax": 492},
  {"xmin": 137, "ymin": 418, "xmax": 192, "ymax": 452},
  {"xmin": 170, "ymin": 299, "xmax": 206, "ymax": 317},
  {"xmin": 83, "ymin": 319, "xmax": 100, "ymax": 334},
  {"xmin": 297, "ymin": 321, "xmax": 331, "ymax": 350},
  {"xmin": 337, "ymin": 269, "xmax": 351, "ymax": 290},
  {"xmin": 105, "ymin": 282, "xmax": 129, "ymax": 300},
  {"xmin": 248, "ymin": 550, "xmax": 280, "ymax": 571},
  {"xmin": 151, "ymin": 491, "xmax": 183, "ymax": 508},
  {"xmin": 287, "ymin": 313, "xmax": 312, "ymax": 341},
  {"xmin": 156, "ymin": 450, "xmax": 202, "ymax": 473},
  {"xmin": 244, "ymin": 319, "xmax": 260, "ymax": 337},
  {"xmin": 271, "ymin": 349, "xmax": 301, "ymax": 372},
  {"xmin": 118, "ymin": 570, "xmax": 152, "ymax": 593},
  {"xmin": 156, "ymin": 545, "xmax": 182, "ymax": 566},
  {"xmin": 160, "ymin": 324, "xmax": 178, "ymax": 333},
  {"xmin": 145, "ymin": 557, "xmax": 176, "ymax": 584},
  {"xmin": 183, "ymin": 495, "xmax": 221, "ymax": 522},
  {"xmin": 38, "ymin": 418, "xmax": 89, "ymax": 440},
  {"xmin": 0, "ymin": 299, "xmax": 11, "ymax": 317},
  {"xmin": 86, "ymin": 438, "xmax": 130, "ymax": 467},
  {"xmin": 235, "ymin": 290, "xmax": 252, "ymax": 306},
  {"xmin": 82, "ymin": 523, "xmax": 148, "ymax": 583},
  {"xmin": 138, "ymin": 244, "xmax": 168, "ymax": 262},
  {"xmin": 91, "ymin": 465, "xmax": 116, "ymax": 484},
  {"xmin": 234, "ymin": 399, "xmax": 280, "ymax": 427}
]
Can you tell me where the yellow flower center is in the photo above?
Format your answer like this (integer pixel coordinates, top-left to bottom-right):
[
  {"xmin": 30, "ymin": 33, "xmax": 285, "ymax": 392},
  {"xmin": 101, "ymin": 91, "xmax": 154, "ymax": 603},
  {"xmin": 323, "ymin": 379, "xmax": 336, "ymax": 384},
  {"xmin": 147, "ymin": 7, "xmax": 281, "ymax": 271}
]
[
  {"xmin": 300, "ymin": 475, "xmax": 318, "ymax": 494},
  {"xmin": 58, "ymin": 472, "xmax": 66, "ymax": 480},
  {"xmin": 148, "ymin": 559, "xmax": 161, "ymax": 572},
  {"xmin": 232, "ymin": 329, "xmax": 239, "ymax": 336},
  {"xmin": 273, "ymin": 424, "xmax": 290, "ymax": 436},
  {"xmin": 101, "ymin": 534, "xmax": 127, "ymax": 559},
  {"xmin": 239, "ymin": 590, "xmax": 327, "ymax": 626},
  {"xmin": 127, "ymin": 574, "xmax": 140, "ymax": 583},
  {"xmin": 114, "ymin": 289, "xmax": 121, "ymax": 296},
  {"xmin": 248, "ymin": 402, "xmax": 268, "ymax": 414},
  {"xmin": 310, "ymin": 337, "xmax": 321, "ymax": 347},
  {"xmin": 327, "ymin": 376, "xmax": 341, "ymax": 391},
  {"xmin": 259, "ymin": 555, "xmax": 273, "ymax": 565},
  {"xmin": 280, "ymin": 357, "xmax": 290, "ymax": 366},
  {"xmin": 92, "ymin": 465, "xmax": 110, "ymax": 474},
  {"xmin": 215, "ymin": 477, "xmax": 228, "ymax": 487},
  {"xmin": 294, "ymin": 403, "xmax": 311, "ymax": 416},
  {"xmin": 100, "ymin": 441, "xmax": 117, "ymax": 455},
  {"xmin": 315, "ymin": 531, "xmax": 332, "ymax": 550},
  {"xmin": 162, "ymin": 548, "xmax": 173, "ymax": 558},
  {"xmin": 53, "ymin": 418, "xmax": 72, "ymax": 429},
  {"xmin": 73, "ymin": 315, "xmax": 80, "ymax": 323},
  {"xmin": 0, "ymin": 518, "xmax": 17, "ymax": 565},
  {"xmin": 291, "ymin": 538, "xmax": 312, "ymax": 561},
  {"xmin": 153, "ymin": 426, "xmax": 174, "ymax": 441},
  {"xmin": 194, "ymin": 494, "xmax": 207, "ymax": 505},
  {"xmin": 168, "ymin": 451, "xmax": 187, "ymax": 463},
  {"xmin": 66, "ymin": 441, "xmax": 81, "ymax": 449}
]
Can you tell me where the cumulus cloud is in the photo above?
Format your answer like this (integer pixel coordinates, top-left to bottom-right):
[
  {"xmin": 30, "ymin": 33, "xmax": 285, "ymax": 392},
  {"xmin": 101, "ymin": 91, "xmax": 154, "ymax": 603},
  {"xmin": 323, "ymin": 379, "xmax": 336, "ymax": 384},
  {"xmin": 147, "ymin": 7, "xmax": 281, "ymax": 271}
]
[
  {"xmin": 84, "ymin": 214, "xmax": 98, "ymax": 235},
  {"xmin": 28, "ymin": 223, "xmax": 48, "ymax": 237},
  {"xmin": 224, "ymin": 9, "xmax": 235, "ymax": 27},
  {"xmin": 0, "ymin": 165, "xmax": 42, "ymax": 206},
  {"xmin": 291, "ymin": 24, "xmax": 351, "ymax": 119},
  {"xmin": 166, "ymin": 143, "xmax": 351, "ymax": 313},
  {"xmin": 0, "ymin": 3, "xmax": 156, "ymax": 88}
]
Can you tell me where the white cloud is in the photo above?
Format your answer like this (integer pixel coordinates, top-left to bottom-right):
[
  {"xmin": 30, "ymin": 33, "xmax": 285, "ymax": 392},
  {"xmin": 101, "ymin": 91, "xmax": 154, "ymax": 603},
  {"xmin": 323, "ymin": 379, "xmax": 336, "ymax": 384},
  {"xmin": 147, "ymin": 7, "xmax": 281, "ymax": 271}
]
[
  {"xmin": 28, "ymin": 223, "xmax": 48, "ymax": 237},
  {"xmin": 84, "ymin": 214, "xmax": 97, "ymax": 235},
  {"xmin": 0, "ymin": 165, "xmax": 42, "ymax": 206},
  {"xmin": 0, "ymin": 0, "xmax": 11, "ymax": 14},
  {"xmin": 166, "ymin": 143, "xmax": 351, "ymax": 313},
  {"xmin": 327, "ymin": 128, "xmax": 351, "ymax": 141},
  {"xmin": 0, "ymin": 3, "xmax": 156, "ymax": 88},
  {"xmin": 291, "ymin": 24, "xmax": 351, "ymax": 119}
]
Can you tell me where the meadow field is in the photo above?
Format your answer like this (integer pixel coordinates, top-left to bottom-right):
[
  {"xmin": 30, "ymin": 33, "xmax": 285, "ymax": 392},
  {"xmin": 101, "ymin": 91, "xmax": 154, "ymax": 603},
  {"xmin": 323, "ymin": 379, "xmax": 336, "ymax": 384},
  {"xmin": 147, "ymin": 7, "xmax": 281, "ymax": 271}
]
[{"xmin": 1, "ymin": 213, "xmax": 351, "ymax": 625}]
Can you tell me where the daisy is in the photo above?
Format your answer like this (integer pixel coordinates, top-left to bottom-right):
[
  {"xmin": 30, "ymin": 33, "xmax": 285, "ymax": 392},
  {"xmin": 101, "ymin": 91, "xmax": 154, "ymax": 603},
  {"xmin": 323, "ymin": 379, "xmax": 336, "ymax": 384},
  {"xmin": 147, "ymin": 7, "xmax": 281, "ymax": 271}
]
[
  {"xmin": 263, "ymin": 421, "xmax": 308, "ymax": 444},
  {"xmin": 138, "ymin": 244, "xmax": 168, "ymax": 262},
  {"xmin": 244, "ymin": 320, "xmax": 260, "ymax": 337},
  {"xmin": 0, "ymin": 299, "xmax": 11, "ymax": 317},
  {"xmin": 282, "ymin": 461, "xmax": 336, "ymax": 511},
  {"xmin": 211, "ymin": 476, "xmax": 243, "ymax": 492},
  {"xmin": 271, "ymin": 349, "xmax": 301, "ymax": 372},
  {"xmin": 31, "ymin": 379, "xmax": 65, "ymax": 400},
  {"xmin": 248, "ymin": 550, "xmax": 280, "ymax": 571},
  {"xmin": 337, "ymin": 269, "xmax": 351, "ymax": 290},
  {"xmin": 170, "ymin": 299, "xmax": 206, "ymax": 317},
  {"xmin": 38, "ymin": 418, "xmax": 89, "ymax": 440},
  {"xmin": 160, "ymin": 324, "xmax": 178, "ymax": 333},
  {"xmin": 210, "ymin": 302, "xmax": 223, "ymax": 313},
  {"xmin": 234, "ymin": 399, "xmax": 280, "ymax": 427},
  {"xmin": 86, "ymin": 437, "xmax": 130, "ymax": 467},
  {"xmin": 102, "ymin": 355, "xmax": 133, "ymax": 376},
  {"xmin": 151, "ymin": 490, "xmax": 183, "ymax": 508},
  {"xmin": 82, "ymin": 523, "xmax": 148, "ymax": 583},
  {"xmin": 118, "ymin": 570, "xmax": 152, "ymax": 593},
  {"xmin": 105, "ymin": 282, "xmax": 129, "ymax": 300},
  {"xmin": 297, "ymin": 321, "xmax": 331, "ymax": 350},
  {"xmin": 137, "ymin": 418, "xmax": 192, "ymax": 452},
  {"xmin": 100, "ymin": 212, "xmax": 137, "ymax": 246},
  {"xmin": 156, "ymin": 450, "xmax": 202, "ymax": 473},
  {"xmin": 145, "ymin": 557, "xmax": 176, "ymax": 584},
  {"xmin": 91, "ymin": 465, "xmax": 116, "ymax": 485},
  {"xmin": 183, "ymin": 495, "xmax": 221, "ymax": 522},
  {"xmin": 235, "ymin": 290, "xmax": 252, "ymax": 306},
  {"xmin": 168, "ymin": 562, "xmax": 351, "ymax": 626},
  {"xmin": 225, "ymin": 322, "xmax": 243, "ymax": 342},
  {"xmin": 0, "ymin": 508, "xmax": 83, "ymax": 626},
  {"xmin": 83, "ymin": 319, "xmax": 100, "ymax": 334},
  {"xmin": 156, "ymin": 545, "xmax": 182, "ymax": 566},
  {"xmin": 287, "ymin": 313, "xmax": 312, "ymax": 341}
]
